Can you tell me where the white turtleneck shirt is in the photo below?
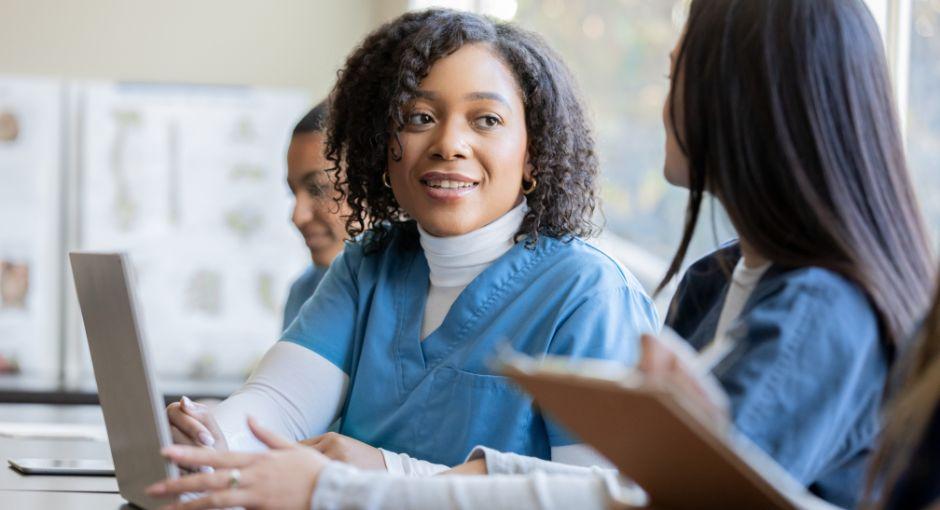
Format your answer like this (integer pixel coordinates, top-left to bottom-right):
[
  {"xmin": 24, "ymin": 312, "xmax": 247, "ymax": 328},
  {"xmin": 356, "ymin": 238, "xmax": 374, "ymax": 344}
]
[{"xmin": 417, "ymin": 200, "xmax": 526, "ymax": 339}]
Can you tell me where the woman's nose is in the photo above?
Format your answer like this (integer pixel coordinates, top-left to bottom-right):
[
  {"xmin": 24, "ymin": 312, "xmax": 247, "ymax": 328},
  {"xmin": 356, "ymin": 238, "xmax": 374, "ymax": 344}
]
[{"xmin": 429, "ymin": 119, "xmax": 471, "ymax": 161}]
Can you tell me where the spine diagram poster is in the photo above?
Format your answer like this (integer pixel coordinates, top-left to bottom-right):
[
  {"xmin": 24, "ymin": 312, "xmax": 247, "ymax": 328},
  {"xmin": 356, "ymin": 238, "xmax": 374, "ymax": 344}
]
[
  {"xmin": 78, "ymin": 83, "xmax": 310, "ymax": 379},
  {"xmin": 0, "ymin": 76, "xmax": 63, "ymax": 377}
]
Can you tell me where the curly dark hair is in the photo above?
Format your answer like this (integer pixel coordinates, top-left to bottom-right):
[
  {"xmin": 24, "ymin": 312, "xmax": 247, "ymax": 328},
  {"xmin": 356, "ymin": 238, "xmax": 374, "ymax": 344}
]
[{"xmin": 325, "ymin": 8, "xmax": 598, "ymax": 250}]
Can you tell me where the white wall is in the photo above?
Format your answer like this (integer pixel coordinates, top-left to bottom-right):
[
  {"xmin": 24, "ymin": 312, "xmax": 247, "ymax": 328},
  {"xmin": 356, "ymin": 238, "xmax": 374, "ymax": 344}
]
[{"xmin": 0, "ymin": 0, "xmax": 382, "ymax": 96}]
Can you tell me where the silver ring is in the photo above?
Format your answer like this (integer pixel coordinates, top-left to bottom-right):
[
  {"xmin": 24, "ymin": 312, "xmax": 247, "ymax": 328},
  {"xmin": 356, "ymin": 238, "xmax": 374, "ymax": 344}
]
[{"xmin": 227, "ymin": 468, "xmax": 241, "ymax": 489}]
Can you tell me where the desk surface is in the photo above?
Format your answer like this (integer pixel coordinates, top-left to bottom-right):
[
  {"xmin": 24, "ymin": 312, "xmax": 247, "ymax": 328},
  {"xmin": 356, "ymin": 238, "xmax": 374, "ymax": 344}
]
[
  {"xmin": 0, "ymin": 404, "xmax": 119, "ymax": 493},
  {"xmin": 0, "ymin": 402, "xmax": 105, "ymax": 423},
  {"xmin": 0, "ymin": 437, "xmax": 118, "ymax": 493},
  {"xmin": 0, "ymin": 490, "xmax": 129, "ymax": 509}
]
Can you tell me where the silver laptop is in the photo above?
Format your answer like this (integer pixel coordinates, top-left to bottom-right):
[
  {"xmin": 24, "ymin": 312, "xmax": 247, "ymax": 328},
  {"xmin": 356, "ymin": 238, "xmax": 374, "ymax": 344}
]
[{"xmin": 70, "ymin": 251, "xmax": 180, "ymax": 509}]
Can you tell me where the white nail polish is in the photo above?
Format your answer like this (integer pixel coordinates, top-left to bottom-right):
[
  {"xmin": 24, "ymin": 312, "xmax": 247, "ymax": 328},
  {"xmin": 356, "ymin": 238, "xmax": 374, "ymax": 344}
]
[{"xmin": 198, "ymin": 431, "xmax": 215, "ymax": 447}]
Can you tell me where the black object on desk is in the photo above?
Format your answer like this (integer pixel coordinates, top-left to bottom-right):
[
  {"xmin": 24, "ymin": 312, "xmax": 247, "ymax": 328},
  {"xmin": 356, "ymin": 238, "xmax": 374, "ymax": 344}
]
[{"xmin": 9, "ymin": 457, "xmax": 115, "ymax": 476}]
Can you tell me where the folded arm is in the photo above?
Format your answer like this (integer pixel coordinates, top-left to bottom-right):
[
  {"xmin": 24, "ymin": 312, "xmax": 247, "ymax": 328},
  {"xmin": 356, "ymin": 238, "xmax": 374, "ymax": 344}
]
[{"xmin": 212, "ymin": 341, "xmax": 349, "ymax": 451}]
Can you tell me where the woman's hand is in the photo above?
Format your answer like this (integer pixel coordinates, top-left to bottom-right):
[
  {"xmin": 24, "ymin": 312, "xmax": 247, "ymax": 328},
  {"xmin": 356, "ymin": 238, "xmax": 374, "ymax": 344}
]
[
  {"xmin": 166, "ymin": 396, "xmax": 228, "ymax": 451},
  {"xmin": 440, "ymin": 458, "xmax": 487, "ymax": 476},
  {"xmin": 147, "ymin": 417, "xmax": 329, "ymax": 510},
  {"xmin": 300, "ymin": 432, "xmax": 387, "ymax": 471},
  {"xmin": 638, "ymin": 333, "xmax": 730, "ymax": 426}
]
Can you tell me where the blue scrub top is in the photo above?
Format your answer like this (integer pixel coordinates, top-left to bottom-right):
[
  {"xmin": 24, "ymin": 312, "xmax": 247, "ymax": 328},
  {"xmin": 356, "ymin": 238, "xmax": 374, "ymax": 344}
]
[
  {"xmin": 282, "ymin": 224, "xmax": 660, "ymax": 466},
  {"xmin": 666, "ymin": 243, "xmax": 889, "ymax": 509},
  {"xmin": 282, "ymin": 264, "xmax": 329, "ymax": 331}
]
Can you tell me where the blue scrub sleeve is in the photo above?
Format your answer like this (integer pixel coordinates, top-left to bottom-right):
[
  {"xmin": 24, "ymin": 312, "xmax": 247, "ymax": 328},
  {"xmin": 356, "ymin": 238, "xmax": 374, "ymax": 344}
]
[
  {"xmin": 544, "ymin": 285, "xmax": 661, "ymax": 446},
  {"xmin": 282, "ymin": 265, "xmax": 328, "ymax": 331},
  {"xmin": 719, "ymin": 276, "xmax": 887, "ymax": 492},
  {"xmin": 280, "ymin": 249, "xmax": 360, "ymax": 375}
]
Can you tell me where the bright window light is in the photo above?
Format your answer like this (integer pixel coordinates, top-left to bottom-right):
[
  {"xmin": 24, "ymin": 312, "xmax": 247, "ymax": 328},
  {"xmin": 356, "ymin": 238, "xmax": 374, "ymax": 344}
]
[{"xmin": 409, "ymin": 0, "xmax": 519, "ymax": 20}]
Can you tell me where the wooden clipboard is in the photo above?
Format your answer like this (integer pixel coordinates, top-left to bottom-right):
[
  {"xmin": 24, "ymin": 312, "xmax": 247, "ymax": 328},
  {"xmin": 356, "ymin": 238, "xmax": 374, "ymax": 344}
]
[{"xmin": 501, "ymin": 357, "xmax": 830, "ymax": 510}]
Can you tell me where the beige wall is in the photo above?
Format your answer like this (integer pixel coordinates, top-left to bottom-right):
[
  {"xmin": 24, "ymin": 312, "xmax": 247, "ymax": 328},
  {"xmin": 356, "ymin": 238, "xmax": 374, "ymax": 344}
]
[{"xmin": 0, "ymin": 0, "xmax": 392, "ymax": 96}]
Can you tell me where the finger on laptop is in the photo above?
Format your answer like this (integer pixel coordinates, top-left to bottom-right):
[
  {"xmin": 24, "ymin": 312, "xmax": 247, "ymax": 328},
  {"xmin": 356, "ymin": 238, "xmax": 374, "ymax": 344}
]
[
  {"xmin": 170, "ymin": 424, "xmax": 198, "ymax": 447},
  {"xmin": 179, "ymin": 396, "xmax": 228, "ymax": 449},
  {"xmin": 168, "ymin": 400, "xmax": 215, "ymax": 447},
  {"xmin": 160, "ymin": 445, "xmax": 256, "ymax": 469},
  {"xmin": 147, "ymin": 467, "xmax": 254, "ymax": 496},
  {"xmin": 169, "ymin": 426, "xmax": 211, "ymax": 472}
]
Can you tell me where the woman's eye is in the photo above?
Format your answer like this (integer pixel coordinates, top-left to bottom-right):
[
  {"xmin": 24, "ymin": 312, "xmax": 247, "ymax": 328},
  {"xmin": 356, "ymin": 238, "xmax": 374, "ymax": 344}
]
[
  {"xmin": 305, "ymin": 183, "xmax": 326, "ymax": 197},
  {"xmin": 407, "ymin": 112, "xmax": 434, "ymax": 126},
  {"xmin": 473, "ymin": 115, "xmax": 502, "ymax": 129}
]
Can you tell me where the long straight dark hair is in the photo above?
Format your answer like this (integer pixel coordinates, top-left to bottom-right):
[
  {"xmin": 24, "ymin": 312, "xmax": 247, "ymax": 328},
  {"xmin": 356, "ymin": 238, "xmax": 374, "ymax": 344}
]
[{"xmin": 659, "ymin": 0, "xmax": 934, "ymax": 349}]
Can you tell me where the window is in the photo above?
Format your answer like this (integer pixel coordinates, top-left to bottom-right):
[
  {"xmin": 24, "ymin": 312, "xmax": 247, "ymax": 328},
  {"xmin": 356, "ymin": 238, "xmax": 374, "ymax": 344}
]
[
  {"xmin": 409, "ymin": 0, "xmax": 936, "ymax": 289},
  {"xmin": 908, "ymin": 0, "xmax": 940, "ymax": 244},
  {"xmin": 408, "ymin": 0, "xmax": 730, "ymax": 290},
  {"xmin": 410, "ymin": 0, "xmax": 519, "ymax": 19},
  {"xmin": 510, "ymin": 0, "xmax": 697, "ymax": 268}
]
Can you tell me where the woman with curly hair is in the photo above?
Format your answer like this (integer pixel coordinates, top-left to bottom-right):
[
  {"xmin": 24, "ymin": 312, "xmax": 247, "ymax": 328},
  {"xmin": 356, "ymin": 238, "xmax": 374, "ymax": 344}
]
[
  {"xmin": 161, "ymin": 5, "xmax": 658, "ymax": 489},
  {"xmin": 152, "ymin": 1, "xmax": 935, "ymax": 509}
]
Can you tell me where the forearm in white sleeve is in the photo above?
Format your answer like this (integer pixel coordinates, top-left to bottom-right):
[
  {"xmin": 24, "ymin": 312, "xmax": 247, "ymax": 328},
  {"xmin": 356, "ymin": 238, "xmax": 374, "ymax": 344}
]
[
  {"xmin": 211, "ymin": 341, "xmax": 349, "ymax": 451},
  {"xmin": 551, "ymin": 444, "xmax": 616, "ymax": 469},
  {"xmin": 379, "ymin": 444, "xmax": 614, "ymax": 476},
  {"xmin": 378, "ymin": 443, "xmax": 612, "ymax": 477},
  {"xmin": 312, "ymin": 462, "xmax": 639, "ymax": 510},
  {"xmin": 469, "ymin": 446, "xmax": 613, "ymax": 476},
  {"xmin": 379, "ymin": 449, "xmax": 450, "ymax": 476}
]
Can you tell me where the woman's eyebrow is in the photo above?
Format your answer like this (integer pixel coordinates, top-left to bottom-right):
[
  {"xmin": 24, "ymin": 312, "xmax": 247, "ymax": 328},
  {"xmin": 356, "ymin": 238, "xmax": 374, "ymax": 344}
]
[
  {"xmin": 414, "ymin": 90, "xmax": 438, "ymax": 100},
  {"xmin": 464, "ymin": 91, "xmax": 511, "ymax": 110},
  {"xmin": 413, "ymin": 89, "xmax": 512, "ymax": 110}
]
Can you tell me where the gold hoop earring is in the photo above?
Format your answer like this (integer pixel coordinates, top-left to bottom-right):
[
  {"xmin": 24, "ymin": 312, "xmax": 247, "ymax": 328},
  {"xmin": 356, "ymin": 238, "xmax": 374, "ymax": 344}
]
[
  {"xmin": 383, "ymin": 171, "xmax": 392, "ymax": 189},
  {"xmin": 522, "ymin": 177, "xmax": 538, "ymax": 195}
]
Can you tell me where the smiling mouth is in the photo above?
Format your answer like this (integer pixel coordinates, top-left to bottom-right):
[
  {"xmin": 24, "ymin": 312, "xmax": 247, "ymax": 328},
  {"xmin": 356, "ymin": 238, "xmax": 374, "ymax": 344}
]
[{"xmin": 420, "ymin": 178, "xmax": 480, "ymax": 189}]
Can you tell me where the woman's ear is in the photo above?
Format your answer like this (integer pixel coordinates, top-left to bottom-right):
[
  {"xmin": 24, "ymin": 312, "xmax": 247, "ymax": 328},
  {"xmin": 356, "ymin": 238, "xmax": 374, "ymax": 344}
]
[
  {"xmin": 388, "ymin": 131, "xmax": 404, "ymax": 161},
  {"xmin": 523, "ymin": 157, "xmax": 535, "ymax": 181}
]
